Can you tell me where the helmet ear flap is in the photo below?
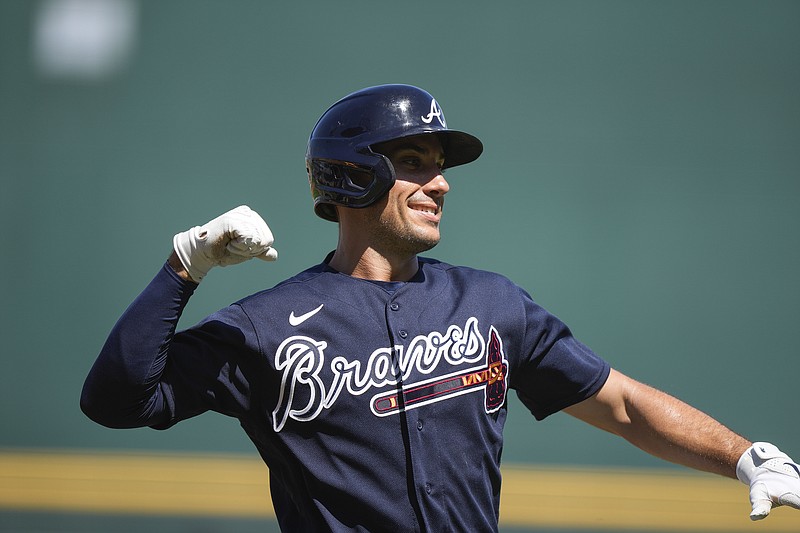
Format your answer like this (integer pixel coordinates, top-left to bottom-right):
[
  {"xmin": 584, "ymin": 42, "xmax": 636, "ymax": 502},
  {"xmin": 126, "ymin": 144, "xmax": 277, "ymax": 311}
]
[{"xmin": 307, "ymin": 150, "xmax": 396, "ymax": 222}]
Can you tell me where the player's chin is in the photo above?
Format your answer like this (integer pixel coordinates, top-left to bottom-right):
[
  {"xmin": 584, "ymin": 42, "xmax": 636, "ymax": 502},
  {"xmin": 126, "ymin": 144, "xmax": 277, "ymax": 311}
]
[
  {"xmin": 395, "ymin": 218, "xmax": 442, "ymax": 253},
  {"xmin": 410, "ymin": 228, "xmax": 441, "ymax": 253}
]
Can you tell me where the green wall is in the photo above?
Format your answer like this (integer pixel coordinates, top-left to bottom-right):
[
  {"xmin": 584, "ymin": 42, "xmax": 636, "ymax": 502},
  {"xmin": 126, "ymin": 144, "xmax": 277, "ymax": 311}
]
[{"xmin": 1, "ymin": 0, "xmax": 798, "ymax": 471}]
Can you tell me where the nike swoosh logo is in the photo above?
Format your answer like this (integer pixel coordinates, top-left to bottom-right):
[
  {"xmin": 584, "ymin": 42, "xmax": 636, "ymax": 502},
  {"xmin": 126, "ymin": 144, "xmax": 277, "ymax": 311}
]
[
  {"xmin": 289, "ymin": 304, "xmax": 324, "ymax": 326},
  {"xmin": 786, "ymin": 462, "xmax": 800, "ymax": 477}
]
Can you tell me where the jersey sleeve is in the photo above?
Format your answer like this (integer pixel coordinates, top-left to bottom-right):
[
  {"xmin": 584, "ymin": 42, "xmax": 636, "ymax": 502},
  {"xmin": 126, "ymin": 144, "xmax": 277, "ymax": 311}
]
[
  {"xmin": 80, "ymin": 263, "xmax": 262, "ymax": 430},
  {"xmin": 511, "ymin": 288, "xmax": 610, "ymax": 420}
]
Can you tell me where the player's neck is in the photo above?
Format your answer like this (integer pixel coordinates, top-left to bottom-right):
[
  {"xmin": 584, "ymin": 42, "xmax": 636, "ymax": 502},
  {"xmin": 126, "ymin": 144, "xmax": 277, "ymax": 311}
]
[{"xmin": 329, "ymin": 245, "xmax": 418, "ymax": 282}]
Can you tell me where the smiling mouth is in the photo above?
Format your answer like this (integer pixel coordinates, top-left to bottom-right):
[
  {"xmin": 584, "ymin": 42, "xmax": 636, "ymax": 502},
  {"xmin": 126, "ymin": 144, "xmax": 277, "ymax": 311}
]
[
  {"xmin": 410, "ymin": 205, "xmax": 438, "ymax": 215},
  {"xmin": 408, "ymin": 203, "xmax": 442, "ymax": 223}
]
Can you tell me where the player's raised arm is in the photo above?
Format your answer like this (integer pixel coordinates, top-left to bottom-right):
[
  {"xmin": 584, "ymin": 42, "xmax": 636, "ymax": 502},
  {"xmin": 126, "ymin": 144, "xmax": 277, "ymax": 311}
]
[
  {"xmin": 564, "ymin": 369, "xmax": 800, "ymax": 521},
  {"xmin": 80, "ymin": 205, "xmax": 278, "ymax": 428}
]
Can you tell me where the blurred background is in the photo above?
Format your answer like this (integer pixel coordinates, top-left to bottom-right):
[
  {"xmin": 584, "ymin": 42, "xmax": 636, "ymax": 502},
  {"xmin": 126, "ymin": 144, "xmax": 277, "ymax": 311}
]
[{"xmin": 1, "ymin": 1, "xmax": 798, "ymax": 531}]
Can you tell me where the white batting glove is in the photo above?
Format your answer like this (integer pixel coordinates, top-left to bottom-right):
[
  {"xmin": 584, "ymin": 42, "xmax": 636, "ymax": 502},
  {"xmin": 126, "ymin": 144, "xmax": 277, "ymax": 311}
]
[
  {"xmin": 173, "ymin": 205, "xmax": 278, "ymax": 282},
  {"xmin": 736, "ymin": 442, "xmax": 800, "ymax": 520}
]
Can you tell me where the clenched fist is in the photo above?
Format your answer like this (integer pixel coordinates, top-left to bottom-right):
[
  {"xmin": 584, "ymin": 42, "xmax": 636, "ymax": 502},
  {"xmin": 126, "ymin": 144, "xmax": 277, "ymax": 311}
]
[{"xmin": 172, "ymin": 205, "xmax": 277, "ymax": 282}]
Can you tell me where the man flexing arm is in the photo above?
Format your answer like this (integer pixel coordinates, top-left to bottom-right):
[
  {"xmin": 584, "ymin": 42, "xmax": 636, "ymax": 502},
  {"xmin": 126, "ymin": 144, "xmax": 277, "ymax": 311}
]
[{"xmin": 81, "ymin": 206, "xmax": 277, "ymax": 428}]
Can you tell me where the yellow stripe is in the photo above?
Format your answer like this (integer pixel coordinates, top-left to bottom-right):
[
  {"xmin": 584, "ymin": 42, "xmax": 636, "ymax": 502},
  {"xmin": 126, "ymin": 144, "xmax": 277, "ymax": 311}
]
[
  {"xmin": 500, "ymin": 465, "xmax": 797, "ymax": 531},
  {"xmin": 0, "ymin": 450, "xmax": 271, "ymax": 518},
  {"xmin": 0, "ymin": 450, "xmax": 798, "ymax": 531}
]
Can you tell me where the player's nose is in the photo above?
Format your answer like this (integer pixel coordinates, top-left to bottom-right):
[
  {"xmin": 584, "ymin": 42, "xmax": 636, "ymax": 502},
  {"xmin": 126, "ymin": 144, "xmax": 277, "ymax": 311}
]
[{"xmin": 424, "ymin": 171, "xmax": 449, "ymax": 198}]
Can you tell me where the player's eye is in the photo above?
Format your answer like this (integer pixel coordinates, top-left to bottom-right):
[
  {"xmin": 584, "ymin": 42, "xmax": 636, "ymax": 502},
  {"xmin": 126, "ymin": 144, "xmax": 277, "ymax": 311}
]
[{"xmin": 400, "ymin": 156, "xmax": 422, "ymax": 169}]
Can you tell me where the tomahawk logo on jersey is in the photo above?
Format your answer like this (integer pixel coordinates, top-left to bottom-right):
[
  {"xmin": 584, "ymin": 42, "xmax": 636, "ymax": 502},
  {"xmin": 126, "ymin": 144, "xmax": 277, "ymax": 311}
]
[
  {"xmin": 372, "ymin": 326, "xmax": 508, "ymax": 417},
  {"xmin": 271, "ymin": 317, "xmax": 509, "ymax": 432}
]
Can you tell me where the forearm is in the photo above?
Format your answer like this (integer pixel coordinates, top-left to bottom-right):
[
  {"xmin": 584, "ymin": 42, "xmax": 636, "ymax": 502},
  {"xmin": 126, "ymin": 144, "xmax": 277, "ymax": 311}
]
[
  {"xmin": 80, "ymin": 261, "xmax": 197, "ymax": 428},
  {"xmin": 619, "ymin": 377, "xmax": 750, "ymax": 477},
  {"xmin": 566, "ymin": 369, "xmax": 751, "ymax": 479}
]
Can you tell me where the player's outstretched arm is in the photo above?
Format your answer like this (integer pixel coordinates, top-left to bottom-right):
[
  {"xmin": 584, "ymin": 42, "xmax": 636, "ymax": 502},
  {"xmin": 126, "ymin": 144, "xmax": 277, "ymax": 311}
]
[{"xmin": 564, "ymin": 369, "xmax": 800, "ymax": 521}]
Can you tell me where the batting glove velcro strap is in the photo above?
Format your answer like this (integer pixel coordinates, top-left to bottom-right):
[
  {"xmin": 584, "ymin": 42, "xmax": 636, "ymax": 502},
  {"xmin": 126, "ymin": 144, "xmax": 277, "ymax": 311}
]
[
  {"xmin": 736, "ymin": 442, "xmax": 800, "ymax": 521},
  {"xmin": 173, "ymin": 205, "xmax": 278, "ymax": 283}
]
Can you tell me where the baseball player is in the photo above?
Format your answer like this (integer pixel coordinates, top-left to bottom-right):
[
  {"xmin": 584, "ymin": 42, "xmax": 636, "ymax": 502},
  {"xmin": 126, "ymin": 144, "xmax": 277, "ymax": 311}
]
[{"xmin": 81, "ymin": 84, "xmax": 800, "ymax": 532}]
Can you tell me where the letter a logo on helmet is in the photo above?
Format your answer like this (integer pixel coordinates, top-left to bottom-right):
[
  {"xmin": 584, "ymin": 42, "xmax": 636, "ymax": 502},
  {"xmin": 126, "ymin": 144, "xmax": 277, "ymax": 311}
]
[
  {"xmin": 421, "ymin": 98, "xmax": 446, "ymax": 127},
  {"xmin": 305, "ymin": 84, "xmax": 483, "ymax": 222}
]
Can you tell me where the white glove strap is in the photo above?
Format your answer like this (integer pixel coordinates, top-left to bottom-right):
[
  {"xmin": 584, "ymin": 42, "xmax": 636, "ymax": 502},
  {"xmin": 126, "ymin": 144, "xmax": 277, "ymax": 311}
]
[
  {"xmin": 173, "ymin": 226, "xmax": 213, "ymax": 283},
  {"xmin": 737, "ymin": 442, "xmax": 794, "ymax": 484}
]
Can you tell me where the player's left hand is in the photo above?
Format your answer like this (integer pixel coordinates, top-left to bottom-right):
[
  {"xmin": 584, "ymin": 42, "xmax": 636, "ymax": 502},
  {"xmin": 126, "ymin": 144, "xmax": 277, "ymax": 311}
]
[{"xmin": 736, "ymin": 442, "xmax": 800, "ymax": 520}]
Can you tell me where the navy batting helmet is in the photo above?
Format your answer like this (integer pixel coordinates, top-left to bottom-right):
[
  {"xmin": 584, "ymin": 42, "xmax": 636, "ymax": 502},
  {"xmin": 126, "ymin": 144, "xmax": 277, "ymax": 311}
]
[{"xmin": 305, "ymin": 84, "xmax": 483, "ymax": 222}]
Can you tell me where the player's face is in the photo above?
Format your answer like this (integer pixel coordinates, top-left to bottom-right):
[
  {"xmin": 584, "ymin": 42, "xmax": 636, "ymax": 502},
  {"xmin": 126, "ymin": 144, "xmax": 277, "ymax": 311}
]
[{"xmin": 365, "ymin": 134, "xmax": 449, "ymax": 255}]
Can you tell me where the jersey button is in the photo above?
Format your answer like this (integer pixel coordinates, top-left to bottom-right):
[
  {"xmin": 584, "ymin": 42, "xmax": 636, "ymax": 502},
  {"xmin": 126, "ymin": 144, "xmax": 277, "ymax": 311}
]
[
  {"xmin": 399, "ymin": 330, "xmax": 408, "ymax": 339},
  {"xmin": 425, "ymin": 483, "xmax": 432, "ymax": 494},
  {"xmin": 417, "ymin": 420, "xmax": 423, "ymax": 431},
  {"xmin": 389, "ymin": 303, "xmax": 399, "ymax": 311}
]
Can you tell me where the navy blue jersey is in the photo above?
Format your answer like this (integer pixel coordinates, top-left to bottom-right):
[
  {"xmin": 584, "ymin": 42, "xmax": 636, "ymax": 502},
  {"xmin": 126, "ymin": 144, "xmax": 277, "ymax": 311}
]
[{"xmin": 82, "ymin": 256, "xmax": 610, "ymax": 532}]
